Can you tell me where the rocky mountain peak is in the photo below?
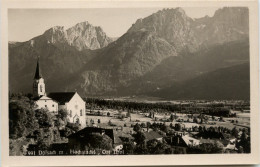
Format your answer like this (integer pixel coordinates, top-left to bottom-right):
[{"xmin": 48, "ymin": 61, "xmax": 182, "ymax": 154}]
[
  {"xmin": 43, "ymin": 26, "xmax": 65, "ymax": 35},
  {"xmin": 66, "ymin": 21, "xmax": 113, "ymax": 50},
  {"xmin": 70, "ymin": 21, "xmax": 93, "ymax": 30},
  {"xmin": 42, "ymin": 26, "xmax": 67, "ymax": 44},
  {"xmin": 213, "ymin": 7, "xmax": 248, "ymax": 17},
  {"xmin": 34, "ymin": 22, "xmax": 114, "ymax": 50},
  {"xmin": 9, "ymin": 7, "xmax": 250, "ymax": 98},
  {"xmin": 128, "ymin": 7, "xmax": 198, "ymax": 53}
]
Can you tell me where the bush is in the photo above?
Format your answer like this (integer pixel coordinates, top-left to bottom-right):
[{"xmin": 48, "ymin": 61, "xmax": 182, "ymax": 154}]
[{"xmin": 107, "ymin": 112, "xmax": 110, "ymax": 117}]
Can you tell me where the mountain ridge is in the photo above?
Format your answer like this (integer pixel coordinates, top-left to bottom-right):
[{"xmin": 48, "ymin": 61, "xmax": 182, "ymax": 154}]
[
  {"xmin": 9, "ymin": 7, "xmax": 250, "ymax": 99},
  {"xmin": 23, "ymin": 21, "xmax": 114, "ymax": 51}
]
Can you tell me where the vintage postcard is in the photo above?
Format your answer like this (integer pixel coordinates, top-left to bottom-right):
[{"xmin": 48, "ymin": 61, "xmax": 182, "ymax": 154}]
[{"xmin": 1, "ymin": 0, "xmax": 259, "ymax": 166}]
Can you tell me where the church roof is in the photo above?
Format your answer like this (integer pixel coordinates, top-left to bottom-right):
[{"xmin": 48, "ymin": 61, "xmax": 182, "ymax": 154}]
[
  {"xmin": 34, "ymin": 58, "xmax": 42, "ymax": 79},
  {"xmin": 48, "ymin": 92, "xmax": 76, "ymax": 105}
]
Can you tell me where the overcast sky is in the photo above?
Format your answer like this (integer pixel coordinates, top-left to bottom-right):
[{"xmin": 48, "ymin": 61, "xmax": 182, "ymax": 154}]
[{"xmin": 9, "ymin": 7, "xmax": 219, "ymax": 42}]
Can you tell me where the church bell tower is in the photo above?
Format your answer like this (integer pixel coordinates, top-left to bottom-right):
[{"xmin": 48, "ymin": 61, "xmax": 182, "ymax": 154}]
[{"xmin": 33, "ymin": 58, "xmax": 46, "ymax": 97}]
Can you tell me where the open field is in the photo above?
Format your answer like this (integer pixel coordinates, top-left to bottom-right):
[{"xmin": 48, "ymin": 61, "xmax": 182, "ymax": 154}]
[{"xmin": 86, "ymin": 108, "xmax": 250, "ymax": 131}]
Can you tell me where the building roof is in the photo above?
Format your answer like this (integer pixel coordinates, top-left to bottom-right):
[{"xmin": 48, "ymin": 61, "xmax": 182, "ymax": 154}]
[
  {"xmin": 33, "ymin": 95, "xmax": 53, "ymax": 101},
  {"xmin": 48, "ymin": 92, "xmax": 76, "ymax": 105},
  {"xmin": 143, "ymin": 131, "xmax": 162, "ymax": 141},
  {"xmin": 68, "ymin": 127, "xmax": 119, "ymax": 144},
  {"xmin": 114, "ymin": 131, "xmax": 134, "ymax": 140},
  {"xmin": 182, "ymin": 135, "xmax": 200, "ymax": 146},
  {"xmin": 200, "ymin": 139, "xmax": 215, "ymax": 144},
  {"xmin": 34, "ymin": 58, "xmax": 42, "ymax": 79}
]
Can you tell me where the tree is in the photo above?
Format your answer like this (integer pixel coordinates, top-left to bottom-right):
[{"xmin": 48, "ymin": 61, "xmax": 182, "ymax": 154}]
[
  {"xmin": 133, "ymin": 123, "xmax": 142, "ymax": 132},
  {"xmin": 63, "ymin": 127, "xmax": 74, "ymax": 137},
  {"xmin": 219, "ymin": 116, "xmax": 224, "ymax": 122},
  {"xmin": 160, "ymin": 124, "xmax": 168, "ymax": 132},
  {"xmin": 126, "ymin": 110, "xmax": 131, "ymax": 118},
  {"xmin": 231, "ymin": 127, "xmax": 239, "ymax": 138},
  {"xmin": 198, "ymin": 141, "xmax": 224, "ymax": 153},
  {"xmin": 170, "ymin": 123, "xmax": 174, "ymax": 129},
  {"xmin": 9, "ymin": 97, "xmax": 39, "ymax": 139},
  {"xmin": 120, "ymin": 113, "xmax": 126, "ymax": 120},
  {"xmin": 146, "ymin": 122, "xmax": 151, "ymax": 131},
  {"xmin": 35, "ymin": 109, "xmax": 54, "ymax": 128},
  {"xmin": 141, "ymin": 123, "xmax": 146, "ymax": 128},
  {"xmin": 237, "ymin": 131, "xmax": 250, "ymax": 153},
  {"xmin": 123, "ymin": 141, "xmax": 135, "ymax": 154},
  {"xmin": 58, "ymin": 109, "xmax": 68, "ymax": 121},
  {"xmin": 133, "ymin": 131, "xmax": 146, "ymax": 146},
  {"xmin": 175, "ymin": 123, "xmax": 182, "ymax": 131},
  {"xmin": 148, "ymin": 140, "xmax": 171, "ymax": 154},
  {"xmin": 34, "ymin": 127, "xmax": 61, "ymax": 150},
  {"xmin": 66, "ymin": 122, "xmax": 80, "ymax": 132},
  {"xmin": 170, "ymin": 114, "xmax": 174, "ymax": 121},
  {"xmin": 88, "ymin": 133, "xmax": 113, "ymax": 150},
  {"xmin": 200, "ymin": 118, "xmax": 203, "ymax": 124},
  {"xmin": 55, "ymin": 118, "xmax": 66, "ymax": 128}
]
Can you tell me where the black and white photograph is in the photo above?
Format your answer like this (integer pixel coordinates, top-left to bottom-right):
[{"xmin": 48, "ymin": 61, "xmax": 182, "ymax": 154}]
[{"xmin": 1, "ymin": 0, "xmax": 259, "ymax": 166}]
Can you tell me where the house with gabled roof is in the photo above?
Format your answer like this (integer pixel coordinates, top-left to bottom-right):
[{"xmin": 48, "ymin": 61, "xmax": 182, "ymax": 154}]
[
  {"xmin": 143, "ymin": 131, "xmax": 163, "ymax": 142},
  {"xmin": 68, "ymin": 127, "xmax": 123, "ymax": 150},
  {"xmin": 32, "ymin": 58, "xmax": 86, "ymax": 127}
]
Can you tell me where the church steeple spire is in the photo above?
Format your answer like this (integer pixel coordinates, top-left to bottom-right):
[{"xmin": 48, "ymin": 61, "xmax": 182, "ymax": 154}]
[
  {"xmin": 34, "ymin": 57, "xmax": 42, "ymax": 79},
  {"xmin": 33, "ymin": 57, "xmax": 46, "ymax": 97}
]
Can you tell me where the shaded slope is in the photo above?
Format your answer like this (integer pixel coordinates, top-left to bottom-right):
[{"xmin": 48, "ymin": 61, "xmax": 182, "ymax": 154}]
[
  {"xmin": 153, "ymin": 63, "xmax": 250, "ymax": 100},
  {"xmin": 66, "ymin": 30, "xmax": 177, "ymax": 95}
]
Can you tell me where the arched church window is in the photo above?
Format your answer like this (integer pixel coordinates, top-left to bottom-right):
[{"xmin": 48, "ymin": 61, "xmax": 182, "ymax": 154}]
[
  {"xmin": 70, "ymin": 110, "xmax": 72, "ymax": 117},
  {"xmin": 80, "ymin": 109, "xmax": 83, "ymax": 116},
  {"xmin": 40, "ymin": 85, "xmax": 42, "ymax": 92}
]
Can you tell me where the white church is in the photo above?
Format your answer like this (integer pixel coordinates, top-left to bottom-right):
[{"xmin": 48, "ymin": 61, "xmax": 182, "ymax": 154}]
[{"xmin": 33, "ymin": 58, "xmax": 86, "ymax": 127}]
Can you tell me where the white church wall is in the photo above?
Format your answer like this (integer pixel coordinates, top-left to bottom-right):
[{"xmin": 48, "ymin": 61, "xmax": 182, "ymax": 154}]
[
  {"xmin": 35, "ymin": 98, "xmax": 59, "ymax": 114},
  {"xmin": 65, "ymin": 93, "xmax": 86, "ymax": 127}
]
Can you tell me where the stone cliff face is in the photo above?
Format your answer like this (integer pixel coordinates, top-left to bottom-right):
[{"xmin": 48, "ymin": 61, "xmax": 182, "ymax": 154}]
[
  {"xmin": 9, "ymin": 7, "xmax": 250, "ymax": 99},
  {"xmin": 128, "ymin": 8, "xmax": 199, "ymax": 53},
  {"xmin": 39, "ymin": 22, "xmax": 114, "ymax": 51},
  {"xmin": 193, "ymin": 7, "xmax": 249, "ymax": 46},
  {"xmin": 66, "ymin": 22, "xmax": 113, "ymax": 50},
  {"xmin": 128, "ymin": 7, "xmax": 249, "ymax": 53}
]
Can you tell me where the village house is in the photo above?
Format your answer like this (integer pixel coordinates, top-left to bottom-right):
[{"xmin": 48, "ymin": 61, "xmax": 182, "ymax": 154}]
[
  {"xmin": 181, "ymin": 135, "xmax": 200, "ymax": 147},
  {"xmin": 143, "ymin": 131, "xmax": 163, "ymax": 142},
  {"xmin": 68, "ymin": 127, "xmax": 124, "ymax": 151},
  {"xmin": 33, "ymin": 58, "xmax": 86, "ymax": 127}
]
